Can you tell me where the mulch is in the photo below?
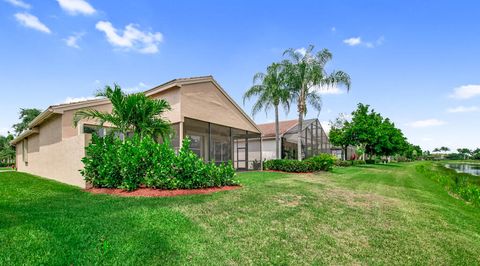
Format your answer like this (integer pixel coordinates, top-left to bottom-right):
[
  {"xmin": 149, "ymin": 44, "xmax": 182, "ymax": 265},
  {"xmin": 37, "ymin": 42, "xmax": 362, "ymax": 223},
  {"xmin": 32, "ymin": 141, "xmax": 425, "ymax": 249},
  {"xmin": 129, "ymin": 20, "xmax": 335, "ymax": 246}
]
[{"xmin": 85, "ymin": 185, "xmax": 241, "ymax": 197}]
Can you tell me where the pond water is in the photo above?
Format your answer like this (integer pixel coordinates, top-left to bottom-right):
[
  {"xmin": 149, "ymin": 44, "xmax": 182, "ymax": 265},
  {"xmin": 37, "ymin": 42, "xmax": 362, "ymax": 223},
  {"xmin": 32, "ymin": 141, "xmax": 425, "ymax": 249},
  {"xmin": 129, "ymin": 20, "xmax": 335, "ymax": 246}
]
[{"xmin": 445, "ymin": 163, "xmax": 480, "ymax": 176}]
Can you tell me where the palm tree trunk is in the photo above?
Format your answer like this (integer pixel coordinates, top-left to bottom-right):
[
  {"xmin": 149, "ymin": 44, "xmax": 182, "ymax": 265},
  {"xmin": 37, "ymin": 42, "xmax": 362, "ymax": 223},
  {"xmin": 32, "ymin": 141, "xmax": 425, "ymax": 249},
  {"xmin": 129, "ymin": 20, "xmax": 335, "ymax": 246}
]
[
  {"xmin": 274, "ymin": 105, "xmax": 280, "ymax": 159},
  {"xmin": 297, "ymin": 105, "xmax": 303, "ymax": 161}
]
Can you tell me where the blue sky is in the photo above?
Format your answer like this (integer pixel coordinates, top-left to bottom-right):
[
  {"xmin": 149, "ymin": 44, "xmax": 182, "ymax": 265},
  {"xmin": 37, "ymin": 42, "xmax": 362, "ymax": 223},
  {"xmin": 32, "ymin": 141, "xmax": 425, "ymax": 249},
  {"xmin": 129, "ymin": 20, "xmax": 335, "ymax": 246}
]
[{"xmin": 1, "ymin": 0, "xmax": 479, "ymax": 151}]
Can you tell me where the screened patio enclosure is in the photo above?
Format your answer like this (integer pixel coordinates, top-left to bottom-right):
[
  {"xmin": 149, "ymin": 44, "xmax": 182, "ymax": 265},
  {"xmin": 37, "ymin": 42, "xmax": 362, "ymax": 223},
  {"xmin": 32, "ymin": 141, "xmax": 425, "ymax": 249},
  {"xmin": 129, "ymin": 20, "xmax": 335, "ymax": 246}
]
[
  {"xmin": 282, "ymin": 118, "xmax": 331, "ymax": 160},
  {"xmin": 183, "ymin": 117, "xmax": 262, "ymax": 170}
]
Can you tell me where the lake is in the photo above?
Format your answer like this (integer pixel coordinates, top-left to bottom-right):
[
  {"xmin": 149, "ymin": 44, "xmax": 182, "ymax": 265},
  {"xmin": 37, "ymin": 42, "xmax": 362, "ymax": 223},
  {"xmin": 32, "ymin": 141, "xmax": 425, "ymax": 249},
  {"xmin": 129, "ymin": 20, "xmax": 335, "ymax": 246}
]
[{"xmin": 445, "ymin": 163, "xmax": 480, "ymax": 176}]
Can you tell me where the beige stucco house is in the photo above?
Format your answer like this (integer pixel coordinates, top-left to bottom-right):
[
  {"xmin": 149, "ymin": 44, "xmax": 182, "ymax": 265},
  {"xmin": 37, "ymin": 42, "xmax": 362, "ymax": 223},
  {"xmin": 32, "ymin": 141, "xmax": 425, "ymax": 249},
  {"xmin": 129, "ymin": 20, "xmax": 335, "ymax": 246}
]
[{"xmin": 11, "ymin": 76, "xmax": 262, "ymax": 188}]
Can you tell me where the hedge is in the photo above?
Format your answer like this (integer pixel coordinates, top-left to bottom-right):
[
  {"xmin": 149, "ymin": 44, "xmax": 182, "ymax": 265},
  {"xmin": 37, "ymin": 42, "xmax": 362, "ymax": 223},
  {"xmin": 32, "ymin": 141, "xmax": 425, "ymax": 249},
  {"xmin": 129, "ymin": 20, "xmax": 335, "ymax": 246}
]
[
  {"xmin": 81, "ymin": 134, "xmax": 237, "ymax": 191},
  {"xmin": 263, "ymin": 153, "xmax": 337, "ymax": 173}
]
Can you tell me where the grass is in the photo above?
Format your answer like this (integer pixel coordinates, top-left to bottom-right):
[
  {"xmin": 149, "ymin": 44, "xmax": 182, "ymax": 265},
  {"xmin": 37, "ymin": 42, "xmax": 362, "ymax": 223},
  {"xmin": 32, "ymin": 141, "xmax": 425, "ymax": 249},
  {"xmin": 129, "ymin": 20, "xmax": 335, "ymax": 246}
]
[{"xmin": 1, "ymin": 162, "xmax": 480, "ymax": 265}]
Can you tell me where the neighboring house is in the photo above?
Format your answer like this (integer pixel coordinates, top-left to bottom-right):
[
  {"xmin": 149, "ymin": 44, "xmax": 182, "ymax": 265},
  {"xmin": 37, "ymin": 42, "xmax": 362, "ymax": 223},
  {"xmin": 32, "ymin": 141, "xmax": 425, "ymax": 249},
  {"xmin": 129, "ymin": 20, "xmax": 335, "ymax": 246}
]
[
  {"xmin": 257, "ymin": 118, "xmax": 331, "ymax": 160},
  {"xmin": 11, "ymin": 76, "xmax": 262, "ymax": 188}
]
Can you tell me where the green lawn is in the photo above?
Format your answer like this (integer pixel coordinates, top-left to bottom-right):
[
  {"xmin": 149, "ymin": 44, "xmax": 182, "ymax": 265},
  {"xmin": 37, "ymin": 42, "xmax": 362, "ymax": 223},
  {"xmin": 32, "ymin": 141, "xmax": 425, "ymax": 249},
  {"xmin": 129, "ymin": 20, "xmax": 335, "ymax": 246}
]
[{"xmin": 1, "ymin": 162, "xmax": 480, "ymax": 265}]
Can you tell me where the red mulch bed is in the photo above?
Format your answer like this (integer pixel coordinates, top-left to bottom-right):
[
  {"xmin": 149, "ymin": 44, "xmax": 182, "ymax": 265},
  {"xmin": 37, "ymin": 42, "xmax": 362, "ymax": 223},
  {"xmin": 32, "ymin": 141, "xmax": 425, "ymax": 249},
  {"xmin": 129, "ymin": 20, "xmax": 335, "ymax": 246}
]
[{"xmin": 85, "ymin": 185, "xmax": 241, "ymax": 197}]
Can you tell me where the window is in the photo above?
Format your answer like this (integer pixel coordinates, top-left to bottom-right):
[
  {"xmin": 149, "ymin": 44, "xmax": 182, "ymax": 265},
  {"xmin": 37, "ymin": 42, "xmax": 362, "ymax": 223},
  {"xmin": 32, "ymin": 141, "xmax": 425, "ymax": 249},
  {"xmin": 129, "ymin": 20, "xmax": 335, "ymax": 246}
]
[
  {"xmin": 22, "ymin": 138, "xmax": 28, "ymax": 163},
  {"xmin": 83, "ymin": 125, "xmax": 105, "ymax": 137},
  {"xmin": 210, "ymin": 124, "xmax": 231, "ymax": 164},
  {"xmin": 184, "ymin": 118, "xmax": 209, "ymax": 161}
]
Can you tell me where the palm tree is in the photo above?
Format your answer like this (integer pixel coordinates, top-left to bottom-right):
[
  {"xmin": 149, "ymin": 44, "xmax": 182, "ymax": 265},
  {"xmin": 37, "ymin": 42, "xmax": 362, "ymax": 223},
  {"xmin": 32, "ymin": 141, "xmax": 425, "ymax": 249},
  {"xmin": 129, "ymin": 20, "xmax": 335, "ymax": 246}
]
[
  {"xmin": 243, "ymin": 63, "xmax": 291, "ymax": 159},
  {"xmin": 282, "ymin": 45, "xmax": 351, "ymax": 160},
  {"xmin": 74, "ymin": 84, "xmax": 172, "ymax": 140}
]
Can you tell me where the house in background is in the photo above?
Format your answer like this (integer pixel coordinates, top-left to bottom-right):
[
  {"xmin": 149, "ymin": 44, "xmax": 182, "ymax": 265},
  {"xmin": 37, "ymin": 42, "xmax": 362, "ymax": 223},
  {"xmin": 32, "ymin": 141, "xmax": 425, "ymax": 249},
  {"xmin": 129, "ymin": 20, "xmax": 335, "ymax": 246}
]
[
  {"xmin": 11, "ymin": 76, "xmax": 262, "ymax": 188},
  {"xmin": 257, "ymin": 118, "xmax": 331, "ymax": 160}
]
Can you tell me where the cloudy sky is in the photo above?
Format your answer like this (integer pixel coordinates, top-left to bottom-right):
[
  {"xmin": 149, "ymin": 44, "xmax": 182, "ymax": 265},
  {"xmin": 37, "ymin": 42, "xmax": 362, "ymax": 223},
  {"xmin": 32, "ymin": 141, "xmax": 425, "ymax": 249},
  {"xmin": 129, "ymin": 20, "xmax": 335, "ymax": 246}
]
[{"xmin": 1, "ymin": 0, "xmax": 479, "ymax": 151}]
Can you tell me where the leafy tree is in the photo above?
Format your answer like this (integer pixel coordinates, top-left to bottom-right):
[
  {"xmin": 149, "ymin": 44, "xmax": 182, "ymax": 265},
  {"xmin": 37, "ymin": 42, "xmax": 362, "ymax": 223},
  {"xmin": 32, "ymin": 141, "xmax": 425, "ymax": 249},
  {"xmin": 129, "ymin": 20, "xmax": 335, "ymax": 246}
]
[
  {"xmin": 457, "ymin": 148, "xmax": 472, "ymax": 160},
  {"xmin": 0, "ymin": 133, "xmax": 15, "ymax": 164},
  {"xmin": 373, "ymin": 118, "xmax": 407, "ymax": 159},
  {"xmin": 12, "ymin": 108, "xmax": 42, "ymax": 136},
  {"xmin": 345, "ymin": 103, "xmax": 383, "ymax": 159},
  {"xmin": 328, "ymin": 115, "xmax": 351, "ymax": 160},
  {"xmin": 440, "ymin": 146, "xmax": 450, "ymax": 153},
  {"xmin": 243, "ymin": 63, "xmax": 291, "ymax": 159},
  {"xmin": 74, "ymin": 84, "xmax": 172, "ymax": 140},
  {"xmin": 473, "ymin": 148, "xmax": 480, "ymax": 160},
  {"xmin": 282, "ymin": 45, "xmax": 351, "ymax": 160}
]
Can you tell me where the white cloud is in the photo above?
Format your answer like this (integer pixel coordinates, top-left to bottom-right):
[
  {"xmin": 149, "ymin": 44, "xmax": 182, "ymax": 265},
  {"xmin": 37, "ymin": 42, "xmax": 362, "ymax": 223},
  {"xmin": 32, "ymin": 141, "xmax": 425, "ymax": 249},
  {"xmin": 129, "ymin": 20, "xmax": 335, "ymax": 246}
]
[
  {"xmin": 5, "ymin": 0, "xmax": 31, "ymax": 9},
  {"xmin": 344, "ymin": 36, "xmax": 384, "ymax": 48},
  {"xmin": 295, "ymin": 47, "xmax": 306, "ymax": 56},
  {"xmin": 14, "ymin": 12, "xmax": 51, "ymax": 34},
  {"xmin": 95, "ymin": 21, "xmax": 163, "ymax": 54},
  {"xmin": 314, "ymin": 85, "xmax": 345, "ymax": 95},
  {"xmin": 331, "ymin": 27, "xmax": 336, "ymax": 32},
  {"xmin": 406, "ymin": 119, "xmax": 447, "ymax": 128},
  {"xmin": 449, "ymin": 85, "xmax": 480, "ymax": 100},
  {"xmin": 63, "ymin": 32, "xmax": 84, "ymax": 48},
  {"xmin": 447, "ymin": 106, "xmax": 479, "ymax": 113},
  {"xmin": 343, "ymin": 37, "xmax": 362, "ymax": 46},
  {"xmin": 56, "ymin": 0, "xmax": 95, "ymax": 15},
  {"xmin": 125, "ymin": 82, "xmax": 149, "ymax": 93}
]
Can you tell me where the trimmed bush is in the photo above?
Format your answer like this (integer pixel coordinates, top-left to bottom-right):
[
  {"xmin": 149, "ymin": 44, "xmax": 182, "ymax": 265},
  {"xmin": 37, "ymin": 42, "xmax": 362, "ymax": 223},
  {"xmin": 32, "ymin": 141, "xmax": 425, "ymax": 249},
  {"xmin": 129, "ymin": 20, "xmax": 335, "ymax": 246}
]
[
  {"xmin": 81, "ymin": 134, "xmax": 238, "ymax": 191},
  {"xmin": 264, "ymin": 154, "xmax": 337, "ymax": 173}
]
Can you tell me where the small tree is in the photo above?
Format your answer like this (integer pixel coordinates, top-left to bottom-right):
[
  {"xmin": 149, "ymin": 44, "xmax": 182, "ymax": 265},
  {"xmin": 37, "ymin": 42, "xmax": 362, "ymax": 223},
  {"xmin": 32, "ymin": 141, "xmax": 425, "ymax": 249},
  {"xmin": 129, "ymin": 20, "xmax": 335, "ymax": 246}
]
[
  {"xmin": 12, "ymin": 108, "xmax": 42, "ymax": 136},
  {"xmin": 457, "ymin": 148, "xmax": 472, "ymax": 160},
  {"xmin": 328, "ymin": 115, "xmax": 352, "ymax": 160},
  {"xmin": 74, "ymin": 84, "xmax": 172, "ymax": 140}
]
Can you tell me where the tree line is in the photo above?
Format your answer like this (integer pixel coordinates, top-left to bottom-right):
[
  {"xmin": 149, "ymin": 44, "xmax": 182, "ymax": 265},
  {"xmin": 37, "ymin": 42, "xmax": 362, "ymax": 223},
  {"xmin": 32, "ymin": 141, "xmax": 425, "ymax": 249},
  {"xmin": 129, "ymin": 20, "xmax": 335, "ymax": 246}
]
[
  {"xmin": 328, "ymin": 103, "xmax": 422, "ymax": 161},
  {"xmin": 0, "ymin": 108, "xmax": 42, "ymax": 165}
]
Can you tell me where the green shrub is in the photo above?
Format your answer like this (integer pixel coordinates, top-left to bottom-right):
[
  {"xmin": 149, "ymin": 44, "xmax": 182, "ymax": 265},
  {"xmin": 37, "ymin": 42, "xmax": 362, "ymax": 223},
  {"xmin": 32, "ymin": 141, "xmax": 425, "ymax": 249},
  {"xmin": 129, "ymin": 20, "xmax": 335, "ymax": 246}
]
[
  {"xmin": 264, "ymin": 153, "xmax": 336, "ymax": 173},
  {"xmin": 305, "ymin": 154, "xmax": 337, "ymax": 171},
  {"xmin": 365, "ymin": 159, "xmax": 376, "ymax": 164},
  {"xmin": 81, "ymin": 134, "xmax": 238, "ymax": 191}
]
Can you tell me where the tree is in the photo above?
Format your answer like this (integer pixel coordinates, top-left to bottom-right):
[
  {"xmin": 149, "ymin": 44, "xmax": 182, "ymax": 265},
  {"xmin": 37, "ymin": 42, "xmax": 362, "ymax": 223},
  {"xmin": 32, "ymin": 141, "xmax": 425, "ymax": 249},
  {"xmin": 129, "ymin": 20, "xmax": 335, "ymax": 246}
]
[
  {"xmin": 12, "ymin": 108, "xmax": 42, "ymax": 136},
  {"xmin": 328, "ymin": 115, "xmax": 351, "ymax": 160},
  {"xmin": 457, "ymin": 148, "xmax": 472, "ymax": 160},
  {"xmin": 345, "ymin": 103, "xmax": 382, "ymax": 159},
  {"xmin": 243, "ymin": 63, "xmax": 291, "ymax": 159},
  {"xmin": 74, "ymin": 84, "xmax": 172, "ymax": 140},
  {"xmin": 441, "ymin": 147, "xmax": 450, "ymax": 152},
  {"xmin": 282, "ymin": 45, "xmax": 351, "ymax": 160},
  {"xmin": 0, "ymin": 133, "xmax": 15, "ymax": 164}
]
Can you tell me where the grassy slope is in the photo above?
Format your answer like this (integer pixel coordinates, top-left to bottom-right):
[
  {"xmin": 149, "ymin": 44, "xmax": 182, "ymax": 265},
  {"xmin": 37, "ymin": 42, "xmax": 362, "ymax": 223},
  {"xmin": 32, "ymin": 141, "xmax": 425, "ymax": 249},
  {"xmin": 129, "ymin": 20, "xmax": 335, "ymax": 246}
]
[{"xmin": 0, "ymin": 162, "xmax": 479, "ymax": 265}]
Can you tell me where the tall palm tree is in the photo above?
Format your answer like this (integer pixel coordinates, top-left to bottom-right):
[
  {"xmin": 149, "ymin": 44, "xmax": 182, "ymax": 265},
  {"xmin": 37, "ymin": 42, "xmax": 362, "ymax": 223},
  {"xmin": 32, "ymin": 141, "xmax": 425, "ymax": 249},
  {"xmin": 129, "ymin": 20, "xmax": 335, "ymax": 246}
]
[
  {"xmin": 282, "ymin": 45, "xmax": 351, "ymax": 160},
  {"xmin": 74, "ymin": 84, "xmax": 171, "ymax": 140},
  {"xmin": 243, "ymin": 63, "xmax": 291, "ymax": 159}
]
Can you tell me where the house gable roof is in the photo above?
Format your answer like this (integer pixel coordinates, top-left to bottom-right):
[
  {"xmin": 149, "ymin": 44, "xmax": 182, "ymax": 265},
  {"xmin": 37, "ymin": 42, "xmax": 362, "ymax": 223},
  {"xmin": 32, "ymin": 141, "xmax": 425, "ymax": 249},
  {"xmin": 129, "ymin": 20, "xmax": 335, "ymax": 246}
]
[
  {"xmin": 11, "ymin": 75, "xmax": 261, "ymax": 145},
  {"xmin": 257, "ymin": 119, "xmax": 298, "ymax": 138}
]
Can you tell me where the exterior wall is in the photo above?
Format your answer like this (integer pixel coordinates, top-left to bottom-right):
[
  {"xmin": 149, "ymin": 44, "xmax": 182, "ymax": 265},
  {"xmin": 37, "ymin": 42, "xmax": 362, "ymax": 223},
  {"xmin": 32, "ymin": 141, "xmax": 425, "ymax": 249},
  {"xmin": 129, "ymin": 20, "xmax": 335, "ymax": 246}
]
[
  {"xmin": 62, "ymin": 103, "xmax": 113, "ymax": 139},
  {"xmin": 149, "ymin": 87, "xmax": 182, "ymax": 123},
  {"xmin": 180, "ymin": 81, "xmax": 258, "ymax": 132},
  {"xmin": 257, "ymin": 138, "xmax": 277, "ymax": 160},
  {"xmin": 16, "ymin": 115, "xmax": 87, "ymax": 188},
  {"xmin": 13, "ymin": 78, "xmax": 261, "ymax": 187}
]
